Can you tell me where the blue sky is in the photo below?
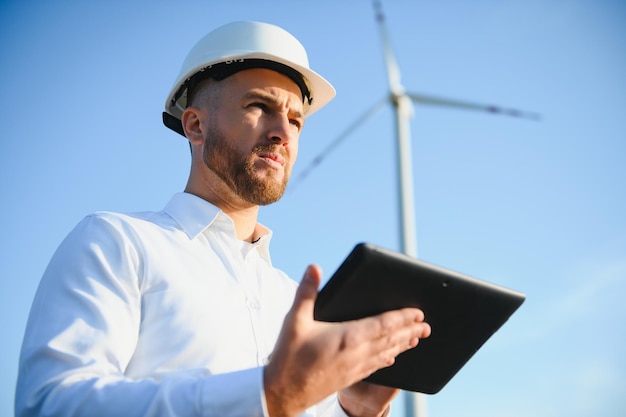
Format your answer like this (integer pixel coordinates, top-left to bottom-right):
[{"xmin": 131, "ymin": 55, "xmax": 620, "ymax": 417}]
[{"xmin": 1, "ymin": 1, "xmax": 625, "ymax": 416}]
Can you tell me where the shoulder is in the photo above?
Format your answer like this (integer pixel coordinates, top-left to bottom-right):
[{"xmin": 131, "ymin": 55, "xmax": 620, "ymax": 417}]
[
  {"xmin": 53, "ymin": 209, "xmax": 177, "ymax": 264},
  {"xmin": 85, "ymin": 209, "xmax": 170, "ymax": 229},
  {"xmin": 71, "ymin": 209, "xmax": 179, "ymax": 241}
]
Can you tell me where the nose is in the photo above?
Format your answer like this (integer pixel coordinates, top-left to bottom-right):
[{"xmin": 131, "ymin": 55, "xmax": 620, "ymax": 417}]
[{"xmin": 266, "ymin": 113, "xmax": 295, "ymax": 145}]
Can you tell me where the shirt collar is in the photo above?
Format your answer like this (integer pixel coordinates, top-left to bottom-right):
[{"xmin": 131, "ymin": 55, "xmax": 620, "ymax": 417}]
[
  {"xmin": 162, "ymin": 192, "xmax": 274, "ymax": 262},
  {"xmin": 163, "ymin": 192, "xmax": 221, "ymax": 239}
]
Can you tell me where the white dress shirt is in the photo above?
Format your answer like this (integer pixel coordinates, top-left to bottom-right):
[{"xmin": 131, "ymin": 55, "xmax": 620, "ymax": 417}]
[{"xmin": 16, "ymin": 192, "xmax": 348, "ymax": 417}]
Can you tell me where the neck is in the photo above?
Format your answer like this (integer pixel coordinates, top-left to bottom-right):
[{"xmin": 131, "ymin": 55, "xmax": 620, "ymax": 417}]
[
  {"xmin": 185, "ymin": 174, "xmax": 261, "ymax": 243},
  {"xmin": 222, "ymin": 205, "xmax": 262, "ymax": 242}
]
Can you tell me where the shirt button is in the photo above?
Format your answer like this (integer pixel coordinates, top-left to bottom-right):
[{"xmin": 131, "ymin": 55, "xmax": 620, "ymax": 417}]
[{"xmin": 247, "ymin": 299, "xmax": 260, "ymax": 310}]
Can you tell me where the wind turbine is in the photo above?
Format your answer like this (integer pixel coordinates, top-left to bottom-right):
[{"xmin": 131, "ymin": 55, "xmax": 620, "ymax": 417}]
[{"xmin": 294, "ymin": 1, "xmax": 539, "ymax": 416}]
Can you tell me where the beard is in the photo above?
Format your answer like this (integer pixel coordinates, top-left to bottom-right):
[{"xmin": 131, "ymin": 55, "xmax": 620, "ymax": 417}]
[{"xmin": 202, "ymin": 124, "xmax": 291, "ymax": 206}]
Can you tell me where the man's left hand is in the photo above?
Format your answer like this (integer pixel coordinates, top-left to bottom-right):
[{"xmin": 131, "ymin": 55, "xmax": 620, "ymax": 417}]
[{"xmin": 338, "ymin": 381, "xmax": 399, "ymax": 417}]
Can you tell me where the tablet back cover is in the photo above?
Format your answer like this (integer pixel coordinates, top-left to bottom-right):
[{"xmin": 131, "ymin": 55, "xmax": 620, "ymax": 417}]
[{"xmin": 313, "ymin": 243, "xmax": 525, "ymax": 394}]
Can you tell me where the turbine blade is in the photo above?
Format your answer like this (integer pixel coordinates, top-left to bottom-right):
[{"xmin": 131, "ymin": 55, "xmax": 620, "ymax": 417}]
[
  {"xmin": 289, "ymin": 98, "xmax": 387, "ymax": 190},
  {"xmin": 374, "ymin": 0, "xmax": 404, "ymax": 95},
  {"xmin": 407, "ymin": 92, "xmax": 541, "ymax": 121}
]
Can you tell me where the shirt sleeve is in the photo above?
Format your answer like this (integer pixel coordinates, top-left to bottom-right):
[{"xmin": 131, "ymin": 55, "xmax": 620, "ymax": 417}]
[{"xmin": 15, "ymin": 214, "xmax": 266, "ymax": 417}]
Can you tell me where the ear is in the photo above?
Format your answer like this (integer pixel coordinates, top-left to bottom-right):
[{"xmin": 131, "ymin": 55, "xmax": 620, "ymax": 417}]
[{"xmin": 181, "ymin": 107, "xmax": 205, "ymax": 145}]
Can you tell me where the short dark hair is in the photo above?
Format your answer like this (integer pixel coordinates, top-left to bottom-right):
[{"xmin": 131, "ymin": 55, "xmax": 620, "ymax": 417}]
[{"xmin": 181, "ymin": 59, "xmax": 312, "ymax": 108}]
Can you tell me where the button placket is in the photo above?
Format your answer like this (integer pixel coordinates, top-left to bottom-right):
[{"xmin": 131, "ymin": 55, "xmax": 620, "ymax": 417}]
[{"xmin": 238, "ymin": 246, "xmax": 269, "ymax": 366}]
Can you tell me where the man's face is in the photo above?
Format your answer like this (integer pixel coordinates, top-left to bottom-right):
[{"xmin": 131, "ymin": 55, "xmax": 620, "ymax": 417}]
[{"xmin": 200, "ymin": 68, "xmax": 305, "ymax": 206}]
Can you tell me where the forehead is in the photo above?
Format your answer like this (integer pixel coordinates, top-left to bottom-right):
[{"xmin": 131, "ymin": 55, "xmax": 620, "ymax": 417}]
[{"xmin": 221, "ymin": 68, "xmax": 305, "ymax": 111}]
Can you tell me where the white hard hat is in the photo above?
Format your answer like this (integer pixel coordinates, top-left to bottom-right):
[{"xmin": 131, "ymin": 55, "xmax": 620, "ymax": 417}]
[{"xmin": 163, "ymin": 21, "xmax": 336, "ymax": 136}]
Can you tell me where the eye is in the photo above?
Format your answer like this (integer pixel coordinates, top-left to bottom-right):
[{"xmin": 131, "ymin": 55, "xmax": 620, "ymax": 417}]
[
  {"xmin": 289, "ymin": 118, "xmax": 303, "ymax": 130},
  {"xmin": 247, "ymin": 102, "xmax": 269, "ymax": 112}
]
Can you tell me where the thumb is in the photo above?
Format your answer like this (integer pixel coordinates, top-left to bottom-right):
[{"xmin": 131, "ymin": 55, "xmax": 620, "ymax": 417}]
[{"xmin": 290, "ymin": 264, "xmax": 322, "ymax": 320}]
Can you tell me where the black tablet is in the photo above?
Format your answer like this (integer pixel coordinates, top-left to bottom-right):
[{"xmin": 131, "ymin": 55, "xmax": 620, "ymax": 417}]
[{"xmin": 313, "ymin": 243, "xmax": 525, "ymax": 394}]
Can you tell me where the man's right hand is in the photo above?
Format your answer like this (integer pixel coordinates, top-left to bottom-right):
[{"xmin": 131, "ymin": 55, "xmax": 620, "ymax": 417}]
[{"xmin": 263, "ymin": 264, "xmax": 431, "ymax": 417}]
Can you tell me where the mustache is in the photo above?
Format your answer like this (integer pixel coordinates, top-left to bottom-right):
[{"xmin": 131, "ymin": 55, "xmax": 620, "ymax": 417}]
[{"xmin": 251, "ymin": 144, "xmax": 287, "ymax": 158}]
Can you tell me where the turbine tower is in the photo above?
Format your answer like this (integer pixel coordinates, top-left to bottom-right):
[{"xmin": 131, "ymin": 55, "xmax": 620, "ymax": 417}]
[
  {"xmin": 373, "ymin": 2, "xmax": 539, "ymax": 416},
  {"xmin": 295, "ymin": 2, "xmax": 539, "ymax": 416}
]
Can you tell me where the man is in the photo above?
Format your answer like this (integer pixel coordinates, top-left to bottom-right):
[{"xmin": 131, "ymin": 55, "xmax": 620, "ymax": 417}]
[{"xmin": 16, "ymin": 21, "xmax": 431, "ymax": 417}]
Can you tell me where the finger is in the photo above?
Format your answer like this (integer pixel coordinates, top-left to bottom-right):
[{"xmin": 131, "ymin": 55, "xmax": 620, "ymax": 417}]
[
  {"xmin": 419, "ymin": 320, "xmax": 432, "ymax": 339},
  {"xmin": 347, "ymin": 309, "xmax": 424, "ymax": 349},
  {"xmin": 387, "ymin": 309, "xmax": 431, "ymax": 344},
  {"xmin": 290, "ymin": 264, "xmax": 323, "ymax": 321},
  {"xmin": 360, "ymin": 310, "xmax": 431, "ymax": 366},
  {"xmin": 369, "ymin": 308, "xmax": 427, "ymax": 337}
]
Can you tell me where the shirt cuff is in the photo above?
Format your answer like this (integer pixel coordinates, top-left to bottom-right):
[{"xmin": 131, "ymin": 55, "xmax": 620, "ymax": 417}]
[{"xmin": 332, "ymin": 396, "xmax": 391, "ymax": 417}]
